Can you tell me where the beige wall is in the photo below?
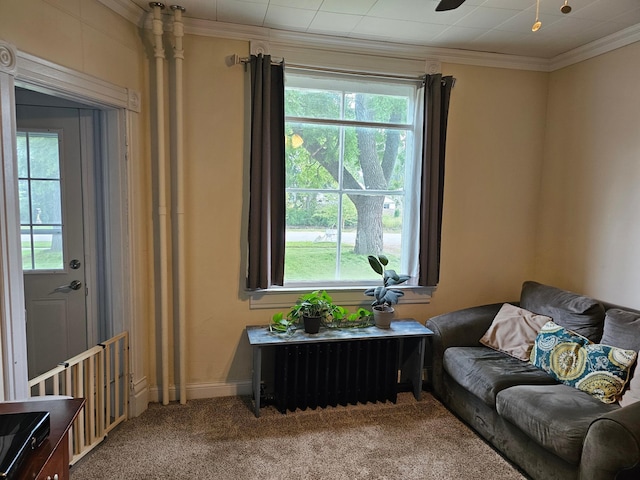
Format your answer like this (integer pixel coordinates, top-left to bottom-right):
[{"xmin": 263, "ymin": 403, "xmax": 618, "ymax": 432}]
[
  {"xmin": 179, "ymin": 37, "xmax": 550, "ymax": 388},
  {"xmin": 0, "ymin": 0, "xmax": 144, "ymax": 89},
  {"xmin": 535, "ymin": 41, "xmax": 640, "ymax": 309},
  {"xmin": 430, "ymin": 63, "xmax": 548, "ymax": 314}
]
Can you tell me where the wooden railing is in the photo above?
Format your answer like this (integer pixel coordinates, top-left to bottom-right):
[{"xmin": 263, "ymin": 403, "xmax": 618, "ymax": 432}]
[{"xmin": 28, "ymin": 332, "xmax": 129, "ymax": 464}]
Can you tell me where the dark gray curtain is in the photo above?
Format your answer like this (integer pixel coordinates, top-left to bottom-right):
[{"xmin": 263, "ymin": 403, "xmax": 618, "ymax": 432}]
[
  {"xmin": 246, "ymin": 54, "xmax": 285, "ymax": 289},
  {"xmin": 419, "ymin": 74, "xmax": 454, "ymax": 287}
]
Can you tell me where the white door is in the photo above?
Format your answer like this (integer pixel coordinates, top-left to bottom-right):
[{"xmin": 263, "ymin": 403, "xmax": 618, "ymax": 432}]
[{"xmin": 16, "ymin": 105, "xmax": 89, "ymax": 378}]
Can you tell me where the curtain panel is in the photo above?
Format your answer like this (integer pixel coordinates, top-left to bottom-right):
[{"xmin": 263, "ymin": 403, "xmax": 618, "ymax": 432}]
[
  {"xmin": 246, "ymin": 54, "xmax": 286, "ymax": 289},
  {"xmin": 418, "ymin": 74, "xmax": 455, "ymax": 287}
]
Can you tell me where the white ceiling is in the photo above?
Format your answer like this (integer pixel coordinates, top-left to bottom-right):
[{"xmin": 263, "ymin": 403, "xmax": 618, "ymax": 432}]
[{"xmin": 129, "ymin": 0, "xmax": 640, "ymax": 59}]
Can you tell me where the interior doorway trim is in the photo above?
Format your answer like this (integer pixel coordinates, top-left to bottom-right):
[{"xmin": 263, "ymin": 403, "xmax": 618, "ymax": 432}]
[
  {"xmin": 0, "ymin": 39, "xmax": 27, "ymax": 401},
  {"xmin": 0, "ymin": 41, "xmax": 142, "ymax": 409}
]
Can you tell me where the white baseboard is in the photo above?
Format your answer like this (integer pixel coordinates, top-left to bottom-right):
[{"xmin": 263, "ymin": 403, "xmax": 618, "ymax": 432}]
[
  {"xmin": 147, "ymin": 380, "xmax": 253, "ymax": 404},
  {"xmin": 129, "ymin": 376, "xmax": 149, "ymax": 418}
]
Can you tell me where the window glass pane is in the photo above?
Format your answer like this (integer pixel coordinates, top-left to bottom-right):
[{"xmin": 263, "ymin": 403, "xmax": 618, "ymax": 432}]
[
  {"xmin": 30, "ymin": 180, "xmax": 62, "ymax": 224},
  {"xmin": 17, "ymin": 132, "xmax": 28, "ymax": 178},
  {"xmin": 344, "ymin": 92, "xmax": 410, "ymax": 124},
  {"xmin": 286, "ymin": 192, "xmax": 335, "ymax": 230},
  {"xmin": 285, "ymin": 88, "xmax": 341, "ymax": 120},
  {"xmin": 336, "ymin": 195, "xmax": 375, "ymax": 282},
  {"xmin": 32, "ymin": 225, "xmax": 63, "ymax": 270},
  {"xmin": 28, "ymin": 132, "xmax": 60, "ymax": 179},
  {"xmin": 286, "ymin": 123, "xmax": 339, "ymax": 189},
  {"xmin": 21, "ymin": 228, "xmax": 33, "ymax": 271},
  {"xmin": 18, "ymin": 179, "xmax": 31, "ymax": 224},
  {"xmin": 285, "ymin": 193, "xmax": 339, "ymax": 282},
  {"xmin": 343, "ymin": 126, "xmax": 407, "ymax": 191}
]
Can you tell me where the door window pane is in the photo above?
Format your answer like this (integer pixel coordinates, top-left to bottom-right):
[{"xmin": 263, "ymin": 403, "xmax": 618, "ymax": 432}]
[
  {"xmin": 28, "ymin": 132, "xmax": 60, "ymax": 178},
  {"xmin": 30, "ymin": 180, "xmax": 62, "ymax": 224},
  {"xmin": 18, "ymin": 131, "xmax": 64, "ymax": 271},
  {"xmin": 17, "ymin": 132, "xmax": 28, "ymax": 177},
  {"xmin": 32, "ymin": 225, "xmax": 63, "ymax": 270}
]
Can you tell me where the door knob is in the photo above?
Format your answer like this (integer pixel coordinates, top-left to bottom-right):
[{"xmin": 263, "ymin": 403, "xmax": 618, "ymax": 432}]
[{"xmin": 51, "ymin": 280, "xmax": 82, "ymax": 293}]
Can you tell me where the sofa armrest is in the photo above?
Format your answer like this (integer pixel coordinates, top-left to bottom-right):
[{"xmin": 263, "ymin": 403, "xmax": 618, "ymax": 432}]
[
  {"xmin": 580, "ymin": 401, "xmax": 640, "ymax": 480},
  {"xmin": 425, "ymin": 302, "xmax": 506, "ymax": 398}
]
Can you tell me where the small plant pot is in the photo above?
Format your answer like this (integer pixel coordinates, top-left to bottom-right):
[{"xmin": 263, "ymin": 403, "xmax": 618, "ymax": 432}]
[
  {"xmin": 303, "ymin": 315, "xmax": 322, "ymax": 334},
  {"xmin": 373, "ymin": 306, "xmax": 394, "ymax": 329}
]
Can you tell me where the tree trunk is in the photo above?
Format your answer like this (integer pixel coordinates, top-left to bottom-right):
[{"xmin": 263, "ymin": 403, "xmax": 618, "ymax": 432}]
[
  {"xmin": 351, "ymin": 195, "xmax": 384, "ymax": 254},
  {"xmin": 352, "ymin": 95, "xmax": 385, "ymax": 255}
]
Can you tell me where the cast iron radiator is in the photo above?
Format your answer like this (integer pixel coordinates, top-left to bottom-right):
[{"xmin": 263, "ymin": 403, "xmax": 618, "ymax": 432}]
[{"xmin": 274, "ymin": 338, "xmax": 399, "ymax": 413}]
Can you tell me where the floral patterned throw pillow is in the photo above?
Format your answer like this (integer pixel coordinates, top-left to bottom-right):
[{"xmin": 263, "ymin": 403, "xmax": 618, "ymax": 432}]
[{"xmin": 530, "ymin": 321, "xmax": 637, "ymax": 404}]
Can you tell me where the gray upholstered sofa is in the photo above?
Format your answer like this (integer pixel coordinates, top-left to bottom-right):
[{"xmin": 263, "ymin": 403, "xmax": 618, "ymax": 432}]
[{"xmin": 426, "ymin": 281, "xmax": 640, "ymax": 480}]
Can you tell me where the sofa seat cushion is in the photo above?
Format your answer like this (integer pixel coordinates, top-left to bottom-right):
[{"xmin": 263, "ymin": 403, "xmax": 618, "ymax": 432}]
[
  {"xmin": 443, "ymin": 346, "xmax": 557, "ymax": 407},
  {"xmin": 496, "ymin": 384, "xmax": 618, "ymax": 465}
]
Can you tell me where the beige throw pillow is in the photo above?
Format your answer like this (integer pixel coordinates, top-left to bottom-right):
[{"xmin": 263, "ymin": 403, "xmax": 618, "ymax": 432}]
[{"xmin": 480, "ymin": 303, "xmax": 552, "ymax": 361}]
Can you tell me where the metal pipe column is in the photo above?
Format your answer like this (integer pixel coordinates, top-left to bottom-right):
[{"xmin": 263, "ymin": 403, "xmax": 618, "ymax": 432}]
[
  {"xmin": 171, "ymin": 4, "xmax": 187, "ymax": 405},
  {"xmin": 149, "ymin": 1, "xmax": 171, "ymax": 405}
]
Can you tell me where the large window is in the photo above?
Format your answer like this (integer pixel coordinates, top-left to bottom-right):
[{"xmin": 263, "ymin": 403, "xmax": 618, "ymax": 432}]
[{"xmin": 284, "ymin": 71, "xmax": 422, "ymax": 286}]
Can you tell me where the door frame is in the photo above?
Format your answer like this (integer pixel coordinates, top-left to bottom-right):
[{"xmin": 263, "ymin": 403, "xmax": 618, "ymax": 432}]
[
  {"xmin": 0, "ymin": 42, "xmax": 142, "ymax": 408},
  {"xmin": 15, "ymin": 96, "xmax": 100, "ymax": 355}
]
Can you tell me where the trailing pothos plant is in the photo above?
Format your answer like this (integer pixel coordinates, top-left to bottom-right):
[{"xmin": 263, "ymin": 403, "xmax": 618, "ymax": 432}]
[
  {"xmin": 270, "ymin": 290, "xmax": 372, "ymax": 333},
  {"xmin": 364, "ymin": 254, "xmax": 410, "ymax": 311}
]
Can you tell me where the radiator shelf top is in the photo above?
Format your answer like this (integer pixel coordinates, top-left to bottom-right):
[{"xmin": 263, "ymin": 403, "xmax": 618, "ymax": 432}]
[{"xmin": 247, "ymin": 319, "xmax": 432, "ymax": 346}]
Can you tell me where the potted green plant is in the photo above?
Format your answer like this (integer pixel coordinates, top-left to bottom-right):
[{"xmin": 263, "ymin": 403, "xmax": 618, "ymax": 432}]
[
  {"xmin": 270, "ymin": 291, "xmax": 374, "ymax": 334},
  {"xmin": 277, "ymin": 290, "xmax": 334, "ymax": 334},
  {"xmin": 364, "ymin": 254, "xmax": 410, "ymax": 328}
]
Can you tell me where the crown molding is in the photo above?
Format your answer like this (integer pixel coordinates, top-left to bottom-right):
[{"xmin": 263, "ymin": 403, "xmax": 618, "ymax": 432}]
[
  {"xmin": 15, "ymin": 51, "xmax": 129, "ymax": 108},
  {"xmin": 98, "ymin": 0, "xmax": 147, "ymax": 28},
  {"xmin": 549, "ymin": 23, "xmax": 640, "ymax": 71},
  {"xmin": 98, "ymin": 0, "xmax": 640, "ymax": 73}
]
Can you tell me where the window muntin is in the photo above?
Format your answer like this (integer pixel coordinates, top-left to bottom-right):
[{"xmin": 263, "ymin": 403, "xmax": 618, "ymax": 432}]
[
  {"xmin": 17, "ymin": 131, "xmax": 65, "ymax": 271},
  {"xmin": 284, "ymin": 72, "xmax": 419, "ymax": 286}
]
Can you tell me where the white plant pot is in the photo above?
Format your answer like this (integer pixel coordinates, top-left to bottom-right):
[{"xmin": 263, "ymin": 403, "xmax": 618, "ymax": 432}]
[{"xmin": 373, "ymin": 306, "xmax": 394, "ymax": 329}]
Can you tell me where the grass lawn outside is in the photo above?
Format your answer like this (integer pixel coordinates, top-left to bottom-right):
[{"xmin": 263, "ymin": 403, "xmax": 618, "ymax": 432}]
[{"xmin": 284, "ymin": 240, "xmax": 401, "ymax": 283}]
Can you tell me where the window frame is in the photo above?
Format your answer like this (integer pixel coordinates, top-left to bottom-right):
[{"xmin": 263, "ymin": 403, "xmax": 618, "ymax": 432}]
[
  {"xmin": 249, "ymin": 67, "xmax": 436, "ymax": 308},
  {"xmin": 17, "ymin": 128, "xmax": 67, "ymax": 273}
]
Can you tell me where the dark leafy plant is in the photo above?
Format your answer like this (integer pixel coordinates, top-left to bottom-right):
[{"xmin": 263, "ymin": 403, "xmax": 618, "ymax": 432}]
[{"xmin": 364, "ymin": 254, "xmax": 410, "ymax": 308}]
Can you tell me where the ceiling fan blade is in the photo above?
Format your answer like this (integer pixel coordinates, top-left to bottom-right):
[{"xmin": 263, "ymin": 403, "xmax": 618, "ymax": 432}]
[{"xmin": 435, "ymin": 0, "xmax": 467, "ymax": 11}]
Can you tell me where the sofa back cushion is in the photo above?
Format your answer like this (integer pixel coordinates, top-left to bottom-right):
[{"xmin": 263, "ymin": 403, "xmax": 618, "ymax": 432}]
[
  {"xmin": 601, "ymin": 309, "xmax": 640, "ymax": 351},
  {"xmin": 520, "ymin": 281, "xmax": 605, "ymax": 342}
]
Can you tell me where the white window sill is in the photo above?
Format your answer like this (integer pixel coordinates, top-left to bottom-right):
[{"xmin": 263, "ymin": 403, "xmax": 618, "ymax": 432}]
[{"xmin": 248, "ymin": 285, "xmax": 435, "ymax": 310}]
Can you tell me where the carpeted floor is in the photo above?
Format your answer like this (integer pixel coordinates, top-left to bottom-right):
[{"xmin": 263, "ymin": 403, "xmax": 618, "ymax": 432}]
[{"xmin": 70, "ymin": 392, "xmax": 527, "ymax": 479}]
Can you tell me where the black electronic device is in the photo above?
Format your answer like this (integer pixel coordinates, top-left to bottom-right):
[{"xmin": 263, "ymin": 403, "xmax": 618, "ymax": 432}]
[{"xmin": 0, "ymin": 411, "xmax": 51, "ymax": 479}]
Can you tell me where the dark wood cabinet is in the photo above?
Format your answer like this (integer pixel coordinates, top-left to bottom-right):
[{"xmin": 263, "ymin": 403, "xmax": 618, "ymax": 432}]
[{"xmin": 0, "ymin": 398, "xmax": 85, "ymax": 480}]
